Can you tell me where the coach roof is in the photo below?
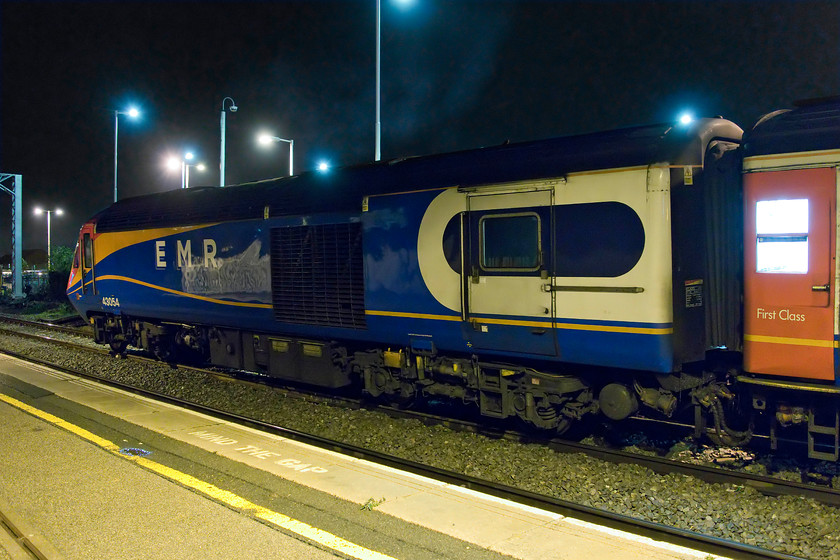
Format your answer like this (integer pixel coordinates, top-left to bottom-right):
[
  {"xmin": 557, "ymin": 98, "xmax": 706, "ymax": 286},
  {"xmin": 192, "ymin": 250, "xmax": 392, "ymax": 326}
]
[{"xmin": 744, "ymin": 97, "xmax": 840, "ymax": 157}]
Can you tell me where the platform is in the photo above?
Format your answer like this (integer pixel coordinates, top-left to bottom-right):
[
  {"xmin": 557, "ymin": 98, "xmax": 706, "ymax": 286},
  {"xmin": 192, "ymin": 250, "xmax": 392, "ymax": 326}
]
[{"xmin": 0, "ymin": 353, "xmax": 725, "ymax": 560}]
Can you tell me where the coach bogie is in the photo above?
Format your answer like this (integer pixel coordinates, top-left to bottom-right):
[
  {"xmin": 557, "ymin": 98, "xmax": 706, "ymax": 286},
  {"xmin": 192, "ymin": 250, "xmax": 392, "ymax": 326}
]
[{"xmin": 744, "ymin": 383, "xmax": 840, "ymax": 460}]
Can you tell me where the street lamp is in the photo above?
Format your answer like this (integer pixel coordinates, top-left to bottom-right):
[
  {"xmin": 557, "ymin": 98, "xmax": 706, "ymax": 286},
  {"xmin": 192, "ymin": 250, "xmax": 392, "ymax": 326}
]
[
  {"xmin": 33, "ymin": 207, "xmax": 63, "ymax": 271},
  {"xmin": 376, "ymin": 0, "xmax": 415, "ymax": 161},
  {"xmin": 220, "ymin": 97, "xmax": 238, "ymax": 186},
  {"xmin": 186, "ymin": 161, "xmax": 206, "ymax": 189},
  {"xmin": 114, "ymin": 106, "xmax": 140, "ymax": 203},
  {"xmin": 166, "ymin": 152, "xmax": 205, "ymax": 188},
  {"xmin": 257, "ymin": 134, "xmax": 294, "ymax": 176}
]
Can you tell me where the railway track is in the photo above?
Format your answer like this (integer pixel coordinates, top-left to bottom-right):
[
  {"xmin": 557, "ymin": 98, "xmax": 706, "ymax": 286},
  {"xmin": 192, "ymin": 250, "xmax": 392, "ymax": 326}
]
[
  {"xmin": 0, "ymin": 317, "xmax": 833, "ymax": 559},
  {"xmin": 0, "ymin": 313, "xmax": 90, "ymax": 336}
]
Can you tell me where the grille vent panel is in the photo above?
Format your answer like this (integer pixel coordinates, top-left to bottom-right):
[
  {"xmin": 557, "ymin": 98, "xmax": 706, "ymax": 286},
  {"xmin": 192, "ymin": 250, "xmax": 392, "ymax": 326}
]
[{"xmin": 271, "ymin": 223, "xmax": 366, "ymax": 329}]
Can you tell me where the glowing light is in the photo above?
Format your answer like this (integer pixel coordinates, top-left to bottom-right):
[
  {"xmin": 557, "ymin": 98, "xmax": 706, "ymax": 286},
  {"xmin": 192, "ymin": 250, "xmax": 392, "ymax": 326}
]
[
  {"xmin": 196, "ymin": 163, "xmax": 206, "ymax": 172},
  {"xmin": 678, "ymin": 113, "xmax": 693, "ymax": 125},
  {"xmin": 166, "ymin": 157, "xmax": 180, "ymax": 171},
  {"xmin": 184, "ymin": 152, "xmax": 195, "ymax": 161},
  {"xmin": 258, "ymin": 133, "xmax": 274, "ymax": 145},
  {"xmin": 317, "ymin": 161, "xmax": 330, "ymax": 173},
  {"xmin": 126, "ymin": 107, "xmax": 140, "ymax": 119}
]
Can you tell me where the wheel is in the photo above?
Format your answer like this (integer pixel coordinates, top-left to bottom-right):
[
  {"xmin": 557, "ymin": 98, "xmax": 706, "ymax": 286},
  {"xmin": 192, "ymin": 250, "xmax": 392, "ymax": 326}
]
[{"xmin": 109, "ymin": 339, "xmax": 128, "ymax": 354}]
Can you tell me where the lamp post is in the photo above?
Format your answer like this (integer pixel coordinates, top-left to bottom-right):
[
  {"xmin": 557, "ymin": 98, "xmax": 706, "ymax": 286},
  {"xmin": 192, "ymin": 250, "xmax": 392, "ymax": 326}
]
[
  {"xmin": 257, "ymin": 134, "xmax": 294, "ymax": 176},
  {"xmin": 114, "ymin": 107, "xmax": 140, "ymax": 203},
  {"xmin": 34, "ymin": 207, "xmax": 63, "ymax": 271},
  {"xmin": 375, "ymin": 0, "xmax": 381, "ymax": 161},
  {"xmin": 167, "ymin": 152, "xmax": 205, "ymax": 188},
  {"xmin": 376, "ymin": 0, "xmax": 415, "ymax": 161},
  {"xmin": 220, "ymin": 97, "xmax": 238, "ymax": 186},
  {"xmin": 186, "ymin": 161, "xmax": 206, "ymax": 189}
]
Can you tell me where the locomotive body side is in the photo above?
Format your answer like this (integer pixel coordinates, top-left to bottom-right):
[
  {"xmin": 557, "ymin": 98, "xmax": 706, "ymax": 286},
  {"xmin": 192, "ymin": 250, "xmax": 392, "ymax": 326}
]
[{"xmin": 68, "ymin": 170, "xmax": 676, "ymax": 373}]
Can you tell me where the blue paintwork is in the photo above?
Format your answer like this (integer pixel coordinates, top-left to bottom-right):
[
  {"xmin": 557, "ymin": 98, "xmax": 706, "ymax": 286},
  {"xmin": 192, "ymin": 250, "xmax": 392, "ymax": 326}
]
[
  {"xmin": 70, "ymin": 187, "xmax": 677, "ymax": 374},
  {"xmin": 362, "ymin": 189, "xmax": 443, "ymax": 316}
]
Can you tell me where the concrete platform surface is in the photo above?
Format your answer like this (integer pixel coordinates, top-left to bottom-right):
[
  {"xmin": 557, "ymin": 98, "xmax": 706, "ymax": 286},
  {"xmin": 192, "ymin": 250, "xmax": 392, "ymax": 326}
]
[{"xmin": 0, "ymin": 353, "xmax": 729, "ymax": 560}]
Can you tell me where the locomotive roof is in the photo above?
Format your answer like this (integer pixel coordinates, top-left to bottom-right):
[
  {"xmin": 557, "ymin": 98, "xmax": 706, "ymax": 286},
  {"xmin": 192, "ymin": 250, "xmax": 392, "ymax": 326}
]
[
  {"xmin": 94, "ymin": 118, "xmax": 742, "ymax": 233},
  {"xmin": 743, "ymin": 97, "xmax": 840, "ymax": 157}
]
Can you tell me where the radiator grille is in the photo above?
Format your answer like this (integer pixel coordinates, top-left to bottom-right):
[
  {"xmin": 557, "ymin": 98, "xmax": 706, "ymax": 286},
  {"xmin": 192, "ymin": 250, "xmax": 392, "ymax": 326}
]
[{"xmin": 271, "ymin": 223, "xmax": 366, "ymax": 328}]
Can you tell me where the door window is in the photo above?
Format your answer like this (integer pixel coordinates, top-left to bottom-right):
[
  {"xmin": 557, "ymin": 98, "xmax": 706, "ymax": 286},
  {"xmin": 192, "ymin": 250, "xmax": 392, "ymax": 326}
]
[
  {"xmin": 480, "ymin": 213, "xmax": 540, "ymax": 271},
  {"xmin": 756, "ymin": 198, "xmax": 808, "ymax": 274}
]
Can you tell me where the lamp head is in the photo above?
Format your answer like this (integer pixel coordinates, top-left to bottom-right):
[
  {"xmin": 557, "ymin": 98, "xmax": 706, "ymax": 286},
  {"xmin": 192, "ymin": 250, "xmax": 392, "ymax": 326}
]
[
  {"xmin": 229, "ymin": 105, "xmax": 238, "ymax": 112},
  {"xmin": 678, "ymin": 112, "xmax": 694, "ymax": 126}
]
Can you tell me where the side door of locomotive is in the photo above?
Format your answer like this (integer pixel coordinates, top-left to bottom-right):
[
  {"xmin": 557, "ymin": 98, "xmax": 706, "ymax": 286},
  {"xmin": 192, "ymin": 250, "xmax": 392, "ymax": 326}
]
[
  {"xmin": 80, "ymin": 223, "xmax": 97, "ymax": 295},
  {"xmin": 462, "ymin": 187, "xmax": 556, "ymax": 356},
  {"xmin": 743, "ymin": 166, "xmax": 836, "ymax": 380}
]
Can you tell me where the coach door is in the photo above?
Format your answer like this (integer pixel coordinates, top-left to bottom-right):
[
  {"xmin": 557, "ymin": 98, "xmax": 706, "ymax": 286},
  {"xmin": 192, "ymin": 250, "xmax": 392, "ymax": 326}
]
[
  {"xmin": 462, "ymin": 187, "xmax": 556, "ymax": 356},
  {"xmin": 744, "ymin": 167, "xmax": 836, "ymax": 380},
  {"xmin": 80, "ymin": 224, "xmax": 96, "ymax": 295}
]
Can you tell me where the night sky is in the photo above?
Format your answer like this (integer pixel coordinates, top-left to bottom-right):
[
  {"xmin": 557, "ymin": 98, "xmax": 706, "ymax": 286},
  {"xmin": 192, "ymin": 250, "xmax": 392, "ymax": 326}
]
[{"xmin": 1, "ymin": 1, "xmax": 838, "ymax": 256}]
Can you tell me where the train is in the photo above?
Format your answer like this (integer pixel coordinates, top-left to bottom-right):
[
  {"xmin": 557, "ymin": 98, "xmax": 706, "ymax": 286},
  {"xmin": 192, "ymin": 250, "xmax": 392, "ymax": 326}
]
[{"xmin": 67, "ymin": 97, "xmax": 840, "ymax": 460}]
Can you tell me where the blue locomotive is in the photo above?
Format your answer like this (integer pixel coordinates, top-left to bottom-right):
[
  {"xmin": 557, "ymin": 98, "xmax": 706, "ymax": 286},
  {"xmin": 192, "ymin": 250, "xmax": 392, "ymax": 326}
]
[{"xmin": 67, "ymin": 99, "xmax": 840, "ymax": 458}]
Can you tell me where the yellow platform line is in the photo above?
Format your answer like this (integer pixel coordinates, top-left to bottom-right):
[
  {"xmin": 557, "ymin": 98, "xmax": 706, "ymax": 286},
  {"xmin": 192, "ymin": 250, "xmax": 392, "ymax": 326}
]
[
  {"xmin": 0, "ymin": 393, "xmax": 396, "ymax": 560},
  {"xmin": 744, "ymin": 333, "xmax": 837, "ymax": 349}
]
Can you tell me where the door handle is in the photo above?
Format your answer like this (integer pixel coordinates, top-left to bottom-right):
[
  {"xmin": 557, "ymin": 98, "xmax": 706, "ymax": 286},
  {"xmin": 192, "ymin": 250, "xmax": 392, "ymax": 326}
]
[{"xmin": 812, "ymin": 284, "xmax": 830, "ymax": 292}]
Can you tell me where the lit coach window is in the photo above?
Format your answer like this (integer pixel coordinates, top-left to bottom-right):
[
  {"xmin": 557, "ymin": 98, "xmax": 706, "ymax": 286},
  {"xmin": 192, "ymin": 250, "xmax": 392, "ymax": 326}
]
[{"xmin": 756, "ymin": 199, "xmax": 808, "ymax": 274}]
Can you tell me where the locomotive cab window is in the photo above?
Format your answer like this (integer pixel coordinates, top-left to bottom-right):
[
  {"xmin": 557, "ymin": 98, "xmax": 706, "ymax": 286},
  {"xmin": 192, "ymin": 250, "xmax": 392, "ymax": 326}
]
[
  {"xmin": 480, "ymin": 213, "xmax": 540, "ymax": 271},
  {"xmin": 72, "ymin": 243, "xmax": 80, "ymax": 270},
  {"xmin": 756, "ymin": 198, "xmax": 808, "ymax": 274},
  {"xmin": 83, "ymin": 233, "xmax": 93, "ymax": 269}
]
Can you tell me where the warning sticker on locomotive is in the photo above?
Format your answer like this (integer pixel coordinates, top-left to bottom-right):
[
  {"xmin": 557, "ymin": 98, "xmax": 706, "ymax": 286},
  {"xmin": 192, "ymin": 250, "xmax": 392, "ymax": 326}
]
[
  {"xmin": 683, "ymin": 166, "xmax": 694, "ymax": 185},
  {"xmin": 685, "ymin": 279, "xmax": 703, "ymax": 308}
]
